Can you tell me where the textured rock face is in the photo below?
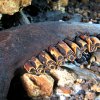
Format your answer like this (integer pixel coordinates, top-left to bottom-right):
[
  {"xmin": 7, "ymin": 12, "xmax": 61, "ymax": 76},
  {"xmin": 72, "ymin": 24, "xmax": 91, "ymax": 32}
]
[
  {"xmin": 21, "ymin": 73, "xmax": 54, "ymax": 97},
  {"xmin": 0, "ymin": 22, "xmax": 100, "ymax": 100},
  {"xmin": 0, "ymin": 0, "xmax": 32, "ymax": 15},
  {"xmin": 50, "ymin": 68, "xmax": 77, "ymax": 87}
]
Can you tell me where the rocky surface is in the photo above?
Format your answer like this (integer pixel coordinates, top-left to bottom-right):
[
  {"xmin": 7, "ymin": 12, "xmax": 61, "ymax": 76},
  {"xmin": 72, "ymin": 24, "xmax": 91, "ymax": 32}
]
[
  {"xmin": 55, "ymin": 78, "xmax": 100, "ymax": 100},
  {"xmin": 50, "ymin": 68, "xmax": 77, "ymax": 87},
  {"xmin": 0, "ymin": 22, "xmax": 100, "ymax": 100},
  {"xmin": 21, "ymin": 73, "xmax": 54, "ymax": 97}
]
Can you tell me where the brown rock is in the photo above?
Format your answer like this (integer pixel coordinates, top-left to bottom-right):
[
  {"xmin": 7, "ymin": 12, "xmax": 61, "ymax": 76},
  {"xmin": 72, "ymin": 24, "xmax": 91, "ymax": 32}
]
[
  {"xmin": 60, "ymin": 0, "xmax": 69, "ymax": 7},
  {"xmin": 48, "ymin": 0, "xmax": 69, "ymax": 11},
  {"xmin": 21, "ymin": 73, "xmax": 54, "ymax": 97},
  {"xmin": 83, "ymin": 12, "xmax": 88, "ymax": 17},
  {"xmin": 81, "ymin": 83, "xmax": 89, "ymax": 91},
  {"xmin": 56, "ymin": 86, "xmax": 72, "ymax": 95}
]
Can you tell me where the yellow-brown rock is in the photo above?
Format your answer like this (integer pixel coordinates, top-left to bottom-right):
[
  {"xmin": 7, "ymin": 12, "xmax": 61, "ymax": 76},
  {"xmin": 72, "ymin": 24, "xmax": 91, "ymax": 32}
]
[
  {"xmin": 48, "ymin": 0, "xmax": 69, "ymax": 11},
  {"xmin": 0, "ymin": 0, "xmax": 31, "ymax": 15},
  {"xmin": 21, "ymin": 73, "xmax": 54, "ymax": 97}
]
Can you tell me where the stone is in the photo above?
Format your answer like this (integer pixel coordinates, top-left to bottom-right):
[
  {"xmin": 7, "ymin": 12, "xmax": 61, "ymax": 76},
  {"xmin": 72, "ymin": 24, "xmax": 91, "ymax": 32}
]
[
  {"xmin": 85, "ymin": 92, "xmax": 96, "ymax": 100},
  {"xmin": 50, "ymin": 68, "xmax": 77, "ymax": 87},
  {"xmin": 21, "ymin": 73, "xmax": 54, "ymax": 97},
  {"xmin": 48, "ymin": 0, "xmax": 69, "ymax": 11},
  {"xmin": 56, "ymin": 86, "xmax": 72, "ymax": 97},
  {"xmin": 0, "ymin": 0, "xmax": 32, "ymax": 15},
  {"xmin": 91, "ymin": 84, "xmax": 100, "ymax": 92},
  {"xmin": 73, "ymin": 84, "xmax": 82, "ymax": 93}
]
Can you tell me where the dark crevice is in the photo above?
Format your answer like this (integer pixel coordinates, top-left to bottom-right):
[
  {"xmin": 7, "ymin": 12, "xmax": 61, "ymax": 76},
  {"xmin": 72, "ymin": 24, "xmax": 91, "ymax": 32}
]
[{"xmin": 7, "ymin": 68, "xmax": 31, "ymax": 100}]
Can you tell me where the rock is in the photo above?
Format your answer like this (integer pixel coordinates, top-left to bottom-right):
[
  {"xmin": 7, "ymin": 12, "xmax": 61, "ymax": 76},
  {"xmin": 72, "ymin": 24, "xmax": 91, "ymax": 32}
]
[
  {"xmin": 81, "ymin": 17, "xmax": 89, "ymax": 22},
  {"xmin": 82, "ymin": 11, "xmax": 88, "ymax": 17},
  {"xmin": 91, "ymin": 84, "xmax": 100, "ymax": 92},
  {"xmin": 50, "ymin": 68, "xmax": 77, "ymax": 87},
  {"xmin": 76, "ymin": 79, "xmax": 83, "ymax": 84},
  {"xmin": 75, "ymin": 8, "xmax": 80, "ymax": 13},
  {"xmin": 73, "ymin": 83, "xmax": 82, "ymax": 93},
  {"xmin": 85, "ymin": 91, "xmax": 96, "ymax": 100},
  {"xmin": 80, "ymin": 64, "xmax": 85, "ymax": 69},
  {"xmin": 92, "ymin": 49, "xmax": 100, "ymax": 64},
  {"xmin": 75, "ymin": 94, "xmax": 80, "ymax": 100},
  {"xmin": 87, "ymin": 79, "xmax": 96, "ymax": 85},
  {"xmin": 48, "ymin": 0, "xmax": 69, "ymax": 11},
  {"xmin": 56, "ymin": 86, "xmax": 72, "ymax": 97},
  {"xmin": 81, "ymin": 83, "xmax": 90, "ymax": 92},
  {"xmin": 90, "ymin": 66, "xmax": 99, "ymax": 72},
  {"xmin": 0, "ymin": 0, "xmax": 32, "ymax": 15},
  {"xmin": 21, "ymin": 73, "xmax": 54, "ymax": 97},
  {"xmin": 60, "ymin": 0, "xmax": 69, "ymax": 7}
]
